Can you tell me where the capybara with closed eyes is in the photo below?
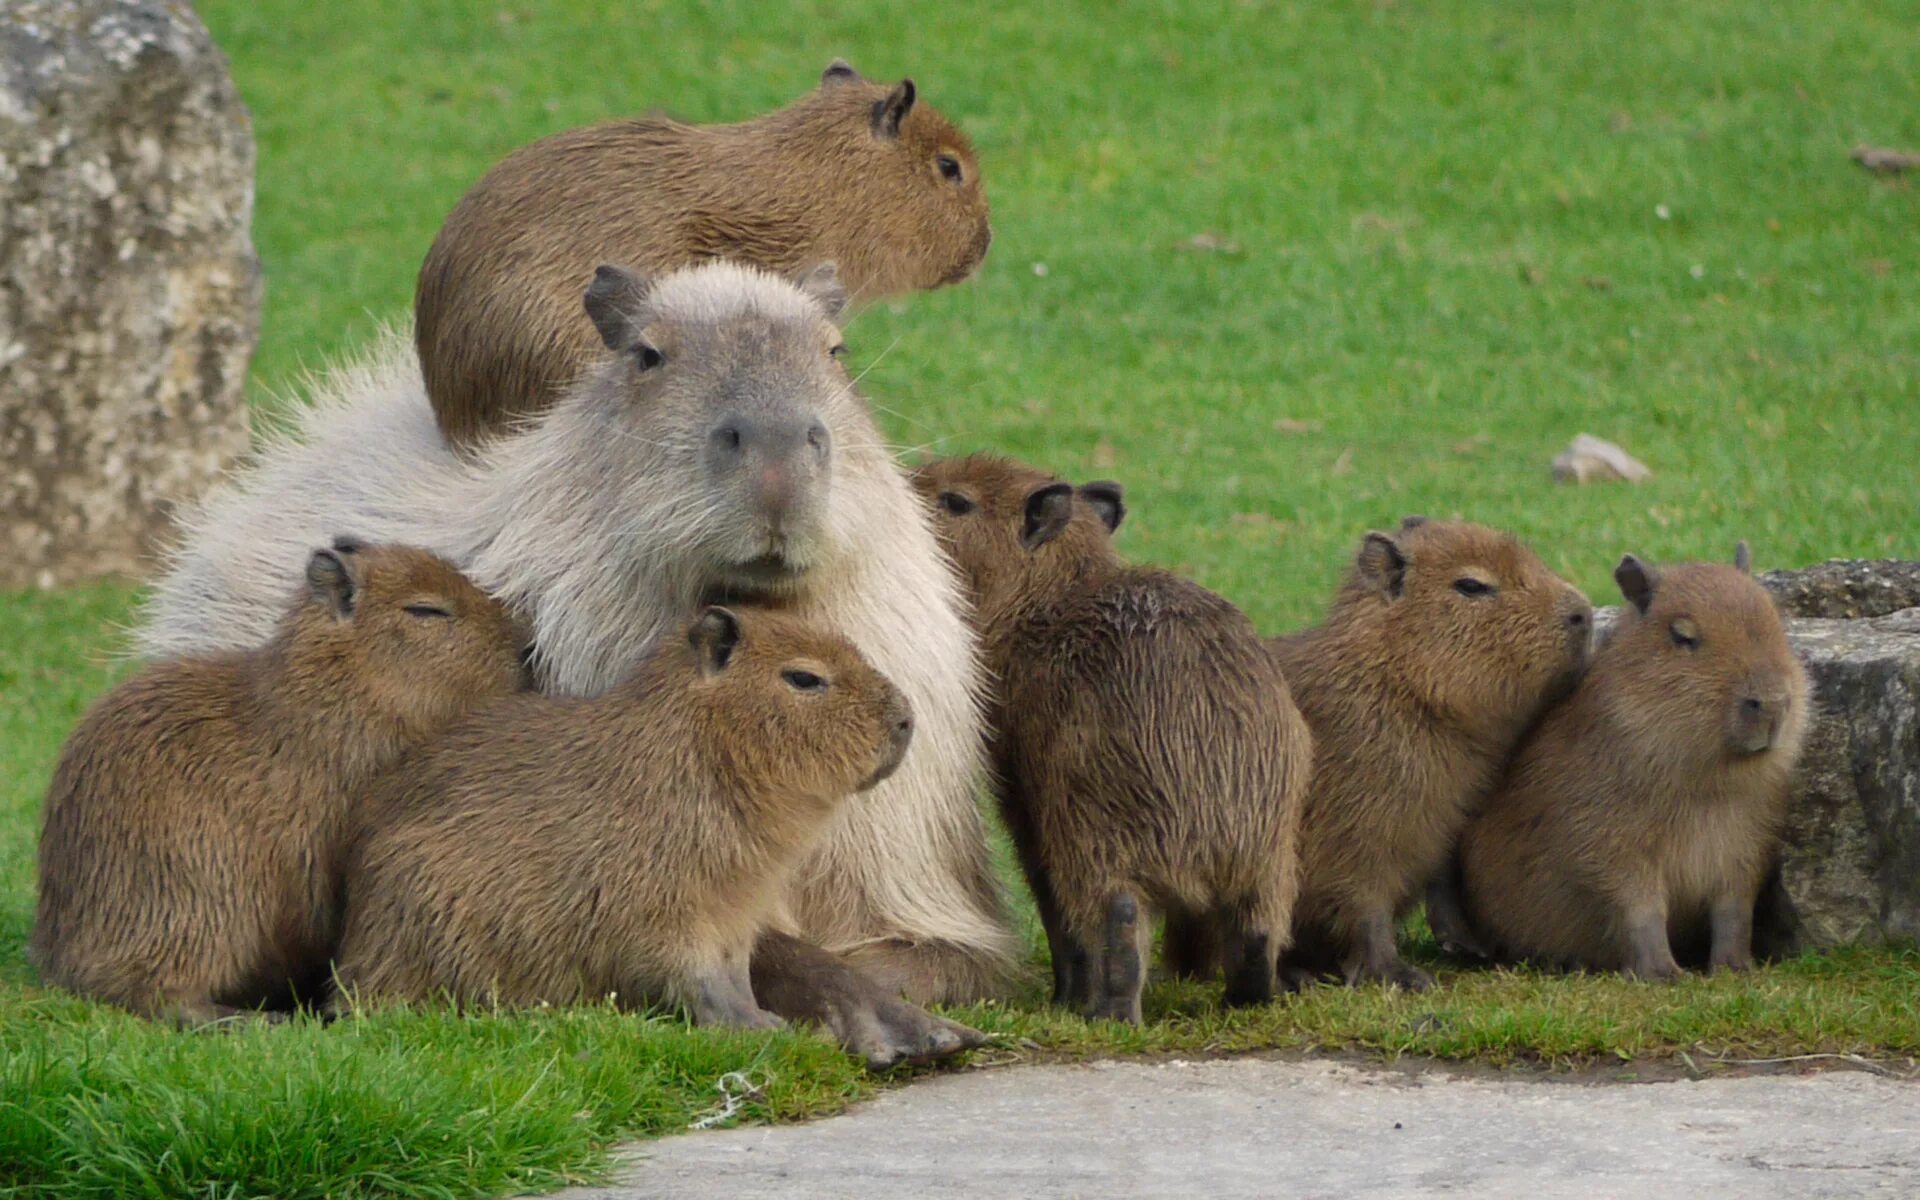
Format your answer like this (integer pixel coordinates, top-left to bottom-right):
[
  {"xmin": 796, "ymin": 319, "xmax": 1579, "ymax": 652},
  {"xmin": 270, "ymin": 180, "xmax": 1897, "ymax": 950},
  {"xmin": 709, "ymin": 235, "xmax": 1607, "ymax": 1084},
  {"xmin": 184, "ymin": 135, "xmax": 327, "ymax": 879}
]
[
  {"xmin": 416, "ymin": 60, "xmax": 992, "ymax": 445},
  {"xmin": 913, "ymin": 454, "xmax": 1312, "ymax": 1023},
  {"xmin": 1457, "ymin": 545, "xmax": 1811, "ymax": 978},
  {"xmin": 332, "ymin": 605, "xmax": 912, "ymax": 1030},
  {"xmin": 1247, "ymin": 517, "xmax": 1593, "ymax": 991},
  {"xmin": 31, "ymin": 542, "xmax": 526, "ymax": 1024}
]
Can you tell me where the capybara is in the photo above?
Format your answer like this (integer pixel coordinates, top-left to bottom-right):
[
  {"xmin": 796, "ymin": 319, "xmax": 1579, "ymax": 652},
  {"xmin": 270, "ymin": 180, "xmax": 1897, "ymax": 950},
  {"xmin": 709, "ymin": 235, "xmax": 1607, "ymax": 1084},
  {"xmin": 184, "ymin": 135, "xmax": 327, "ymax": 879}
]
[
  {"xmin": 1457, "ymin": 545, "xmax": 1811, "ymax": 978},
  {"xmin": 1259, "ymin": 517, "xmax": 1592, "ymax": 990},
  {"xmin": 138, "ymin": 260, "xmax": 1006, "ymax": 1067},
  {"xmin": 913, "ymin": 454, "xmax": 1312, "ymax": 1022},
  {"xmin": 333, "ymin": 606, "xmax": 911, "ymax": 1030},
  {"xmin": 417, "ymin": 60, "xmax": 991, "ymax": 444},
  {"xmin": 32, "ymin": 542, "xmax": 526, "ymax": 1024}
]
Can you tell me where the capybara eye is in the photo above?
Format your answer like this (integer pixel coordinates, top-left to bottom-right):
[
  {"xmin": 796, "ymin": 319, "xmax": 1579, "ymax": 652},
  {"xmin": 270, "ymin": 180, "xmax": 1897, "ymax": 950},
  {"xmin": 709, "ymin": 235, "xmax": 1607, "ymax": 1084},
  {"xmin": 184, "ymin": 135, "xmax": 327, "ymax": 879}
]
[
  {"xmin": 782, "ymin": 669, "xmax": 829, "ymax": 692},
  {"xmin": 635, "ymin": 345, "xmax": 665, "ymax": 370},
  {"xmin": 1670, "ymin": 619, "xmax": 1702, "ymax": 650},
  {"xmin": 938, "ymin": 491, "xmax": 976, "ymax": 516},
  {"xmin": 936, "ymin": 154, "xmax": 963, "ymax": 183},
  {"xmin": 1453, "ymin": 577, "xmax": 1494, "ymax": 598},
  {"xmin": 403, "ymin": 603, "xmax": 454, "ymax": 620},
  {"xmin": 829, "ymin": 343, "xmax": 848, "ymax": 359}
]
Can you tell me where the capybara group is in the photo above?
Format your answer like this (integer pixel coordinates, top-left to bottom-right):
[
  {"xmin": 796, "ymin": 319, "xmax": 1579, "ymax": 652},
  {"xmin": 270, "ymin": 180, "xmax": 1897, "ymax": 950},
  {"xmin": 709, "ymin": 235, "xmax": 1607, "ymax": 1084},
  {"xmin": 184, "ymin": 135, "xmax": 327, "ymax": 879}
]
[
  {"xmin": 914, "ymin": 454, "xmax": 1312, "ymax": 1022},
  {"xmin": 141, "ymin": 259, "xmax": 1009, "ymax": 1065},
  {"xmin": 416, "ymin": 61, "xmax": 992, "ymax": 444},
  {"xmin": 332, "ymin": 605, "xmax": 911, "ymax": 1026},
  {"xmin": 1265, "ymin": 518, "xmax": 1593, "ymax": 990},
  {"xmin": 1457, "ymin": 546, "xmax": 1811, "ymax": 978},
  {"xmin": 32, "ymin": 542, "xmax": 526, "ymax": 1024}
]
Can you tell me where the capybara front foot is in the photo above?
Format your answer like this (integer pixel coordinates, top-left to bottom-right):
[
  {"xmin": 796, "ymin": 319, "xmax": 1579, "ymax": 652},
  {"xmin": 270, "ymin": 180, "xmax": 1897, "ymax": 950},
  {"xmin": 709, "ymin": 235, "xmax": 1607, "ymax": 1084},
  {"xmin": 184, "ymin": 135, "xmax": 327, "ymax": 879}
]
[
  {"xmin": 750, "ymin": 931, "xmax": 984, "ymax": 1071},
  {"xmin": 1343, "ymin": 957, "xmax": 1435, "ymax": 992},
  {"xmin": 846, "ymin": 993, "xmax": 986, "ymax": 1071}
]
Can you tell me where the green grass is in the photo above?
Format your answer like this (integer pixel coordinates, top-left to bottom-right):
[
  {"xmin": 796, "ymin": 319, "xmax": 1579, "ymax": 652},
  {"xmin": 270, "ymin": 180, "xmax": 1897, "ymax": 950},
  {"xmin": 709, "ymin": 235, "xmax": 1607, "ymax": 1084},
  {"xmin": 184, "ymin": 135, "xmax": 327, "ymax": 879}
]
[{"xmin": 5, "ymin": 0, "xmax": 1919, "ymax": 1196}]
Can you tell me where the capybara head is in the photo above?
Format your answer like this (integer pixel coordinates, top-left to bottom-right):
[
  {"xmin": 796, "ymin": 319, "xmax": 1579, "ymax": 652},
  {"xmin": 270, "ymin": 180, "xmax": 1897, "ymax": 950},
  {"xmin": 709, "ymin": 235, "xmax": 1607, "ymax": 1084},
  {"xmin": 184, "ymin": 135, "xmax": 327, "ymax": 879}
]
[
  {"xmin": 1335, "ymin": 517, "xmax": 1593, "ymax": 732},
  {"xmin": 1608, "ymin": 544, "xmax": 1810, "ymax": 761},
  {"xmin": 576, "ymin": 261, "xmax": 865, "ymax": 598},
  {"xmin": 909, "ymin": 454, "xmax": 1125, "ymax": 625},
  {"xmin": 811, "ymin": 60, "xmax": 991, "ymax": 290},
  {"xmin": 281, "ymin": 539, "xmax": 528, "ymax": 737},
  {"xmin": 681, "ymin": 605, "xmax": 912, "ymax": 795}
]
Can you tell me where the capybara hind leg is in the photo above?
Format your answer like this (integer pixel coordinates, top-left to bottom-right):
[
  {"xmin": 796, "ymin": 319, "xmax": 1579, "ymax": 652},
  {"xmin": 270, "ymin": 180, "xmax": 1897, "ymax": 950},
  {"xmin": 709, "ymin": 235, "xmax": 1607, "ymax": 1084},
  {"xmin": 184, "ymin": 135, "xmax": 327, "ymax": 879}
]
[
  {"xmin": 838, "ymin": 937, "xmax": 1005, "ymax": 1008},
  {"xmin": 1706, "ymin": 891, "xmax": 1756, "ymax": 974},
  {"xmin": 1341, "ymin": 907, "xmax": 1434, "ymax": 992},
  {"xmin": 1089, "ymin": 892, "xmax": 1146, "ymax": 1024},
  {"xmin": 1161, "ymin": 910, "xmax": 1221, "ymax": 982},
  {"xmin": 1621, "ymin": 907, "xmax": 1683, "ymax": 981},
  {"xmin": 1749, "ymin": 858, "xmax": 1804, "ymax": 963},
  {"xmin": 1029, "ymin": 870, "xmax": 1091, "ymax": 1009},
  {"xmin": 1423, "ymin": 864, "xmax": 1491, "ymax": 961},
  {"xmin": 750, "ymin": 932, "xmax": 984, "ymax": 1072}
]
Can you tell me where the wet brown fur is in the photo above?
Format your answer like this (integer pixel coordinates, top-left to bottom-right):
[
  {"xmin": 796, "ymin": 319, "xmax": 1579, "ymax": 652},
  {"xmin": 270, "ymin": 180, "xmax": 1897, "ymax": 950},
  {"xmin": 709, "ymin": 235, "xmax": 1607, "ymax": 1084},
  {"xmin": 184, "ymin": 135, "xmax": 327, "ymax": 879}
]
[
  {"xmin": 31, "ymin": 544, "xmax": 527, "ymax": 1025},
  {"xmin": 1263, "ymin": 518, "xmax": 1593, "ymax": 990},
  {"xmin": 331, "ymin": 606, "xmax": 914, "ymax": 1028},
  {"xmin": 912, "ymin": 455, "xmax": 1312, "ymax": 1023},
  {"xmin": 417, "ymin": 62, "xmax": 991, "ymax": 445},
  {"xmin": 1458, "ymin": 549, "xmax": 1811, "ymax": 978}
]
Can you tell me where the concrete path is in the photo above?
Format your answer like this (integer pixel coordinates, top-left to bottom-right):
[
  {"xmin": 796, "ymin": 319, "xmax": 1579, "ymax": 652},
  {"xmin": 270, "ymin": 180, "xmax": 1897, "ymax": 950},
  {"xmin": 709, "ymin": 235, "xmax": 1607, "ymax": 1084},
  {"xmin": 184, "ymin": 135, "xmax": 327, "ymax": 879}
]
[{"xmin": 561, "ymin": 1058, "xmax": 1920, "ymax": 1199}]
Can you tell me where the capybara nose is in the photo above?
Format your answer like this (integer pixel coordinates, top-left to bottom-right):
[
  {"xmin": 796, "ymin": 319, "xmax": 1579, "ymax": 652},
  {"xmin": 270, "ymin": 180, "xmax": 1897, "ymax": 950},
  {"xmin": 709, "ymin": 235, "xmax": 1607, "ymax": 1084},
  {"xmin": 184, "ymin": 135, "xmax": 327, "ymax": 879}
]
[{"xmin": 860, "ymin": 695, "xmax": 915, "ymax": 792}]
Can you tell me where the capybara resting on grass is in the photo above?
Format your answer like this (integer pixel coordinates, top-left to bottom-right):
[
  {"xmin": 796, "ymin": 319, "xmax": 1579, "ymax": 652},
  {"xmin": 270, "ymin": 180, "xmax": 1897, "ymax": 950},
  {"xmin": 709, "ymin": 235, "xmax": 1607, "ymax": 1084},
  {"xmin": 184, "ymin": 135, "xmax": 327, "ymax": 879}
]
[{"xmin": 33, "ymin": 542, "xmax": 526, "ymax": 1024}]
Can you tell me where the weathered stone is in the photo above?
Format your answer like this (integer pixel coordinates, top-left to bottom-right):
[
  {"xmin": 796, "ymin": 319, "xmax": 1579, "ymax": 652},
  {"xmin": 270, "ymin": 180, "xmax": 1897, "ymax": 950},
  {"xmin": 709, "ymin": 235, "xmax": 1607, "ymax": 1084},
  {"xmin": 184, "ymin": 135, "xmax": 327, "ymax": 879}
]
[
  {"xmin": 0, "ymin": 0, "xmax": 259, "ymax": 589},
  {"xmin": 1769, "ymin": 612, "xmax": 1920, "ymax": 947},
  {"xmin": 1760, "ymin": 559, "xmax": 1920, "ymax": 620}
]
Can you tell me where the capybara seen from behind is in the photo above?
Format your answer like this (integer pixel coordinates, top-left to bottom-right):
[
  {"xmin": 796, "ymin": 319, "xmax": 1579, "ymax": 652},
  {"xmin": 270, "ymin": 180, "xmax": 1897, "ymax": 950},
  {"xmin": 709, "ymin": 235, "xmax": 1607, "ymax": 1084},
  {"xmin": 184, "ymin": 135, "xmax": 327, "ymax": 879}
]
[
  {"xmin": 1457, "ymin": 545, "xmax": 1810, "ymax": 978},
  {"xmin": 32, "ymin": 542, "xmax": 526, "ymax": 1025},
  {"xmin": 1257, "ymin": 518, "xmax": 1592, "ymax": 991},
  {"xmin": 913, "ymin": 455, "xmax": 1312, "ymax": 1023},
  {"xmin": 140, "ymin": 259, "xmax": 1010, "ymax": 1068},
  {"xmin": 417, "ymin": 60, "xmax": 992, "ymax": 445},
  {"xmin": 332, "ymin": 606, "xmax": 912, "ymax": 1029}
]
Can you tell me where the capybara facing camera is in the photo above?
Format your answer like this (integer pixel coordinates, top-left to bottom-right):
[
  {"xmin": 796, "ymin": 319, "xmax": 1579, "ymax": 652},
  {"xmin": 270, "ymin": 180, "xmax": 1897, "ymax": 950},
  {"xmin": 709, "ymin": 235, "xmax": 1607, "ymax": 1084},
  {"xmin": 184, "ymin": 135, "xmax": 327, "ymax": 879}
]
[
  {"xmin": 331, "ymin": 605, "xmax": 912, "ymax": 1028},
  {"xmin": 32, "ymin": 542, "xmax": 528, "ymax": 1025},
  {"xmin": 914, "ymin": 454, "xmax": 1312, "ymax": 1023},
  {"xmin": 1456, "ymin": 545, "xmax": 1811, "ymax": 978}
]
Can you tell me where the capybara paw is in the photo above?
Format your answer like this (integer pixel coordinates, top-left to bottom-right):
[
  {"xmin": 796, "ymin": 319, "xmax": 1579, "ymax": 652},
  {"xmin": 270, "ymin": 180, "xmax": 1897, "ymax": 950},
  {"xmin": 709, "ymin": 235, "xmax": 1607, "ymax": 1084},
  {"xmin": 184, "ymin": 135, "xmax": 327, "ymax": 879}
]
[
  {"xmin": 1707, "ymin": 952, "xmax": 1753, "ymax": 975},
  {"xmin": 1624, "ymin": 961, "xmax": 1684, "ymax": 983},
  {"xmin": 1278, "ymin": 964, "xmax": 1321, "ymax": 993},
  {"xmin": 846, "ymin": 996, "xmax": 983, "ymax": 1072},
  {"xmin": 1346, "ymin": 961, "xmax": 1435, "ymax": 992}
]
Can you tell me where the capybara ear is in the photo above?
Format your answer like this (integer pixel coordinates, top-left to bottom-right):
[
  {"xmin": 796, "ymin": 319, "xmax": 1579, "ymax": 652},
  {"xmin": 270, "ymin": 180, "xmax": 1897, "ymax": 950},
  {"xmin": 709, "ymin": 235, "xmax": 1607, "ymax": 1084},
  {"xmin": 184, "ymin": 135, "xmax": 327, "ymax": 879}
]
[
  {"xmin": 1021, "ymin": 482, "xmax": 1075, "ymax": 550},
  {"xmin": 821, "ymin": 59, "xmax": 862, "ymax": 88},
  {"xmin": 1079, "ymin": 481, "xmax": 1126, "ymax": 534},
  {"xmin": 1615, "ymin": 554, "xmax": 1659, "ymax": 614},
  {"xmin": 583, "ymin": 264, "xmax": 657, "ymax": 357},
  {"xmin": 1733, "ymin": 541, "xmax": 1753, "ymax": 574},
  {"xmin": 689, "ymin": 606, "xmax": 743, "ymax": 676},
  {"xmin": 306, "ymin": 548, "xmax": 357, "ymax": 619},
  {"xmin": 1400, "ymin": 515, "xmax": 1429, "ymax": 531},
  {"xmin": 1356, "ymin": 531, "xmax": 1409, "ymax": 601},
  {"xmin": 872, "ymin": 79, "xmax": 916, "ymax": 139},
  {"xmin": 796, "ymin": 262, "xmax": 850, "ymax": 322}
]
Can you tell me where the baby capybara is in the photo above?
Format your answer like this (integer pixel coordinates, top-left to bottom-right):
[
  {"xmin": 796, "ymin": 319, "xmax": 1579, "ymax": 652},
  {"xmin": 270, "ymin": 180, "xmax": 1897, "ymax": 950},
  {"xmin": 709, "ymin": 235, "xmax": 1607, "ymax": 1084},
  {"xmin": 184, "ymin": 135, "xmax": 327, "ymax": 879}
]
[
  {"xmin": 1458, "ymin": 545, "xmax": 1810, "ymax": 978},
  {"xmin": 331, "ymin": 605, "xmax": 912, "ymax": 1029},
  {"xmin": 417, "ymin": 60, "xmax": 992, "ymax": 445},
  {"xmin": 31, "ymin": 542, "xmax": 526, "ymax": 1024},
  {"xmin": 913, "ymin": 455, "xmax": 1312, "ymax": 1023},
  {"xmin": 1263, "ymin": 517, "xmax": 1592, "ymax": 990}
]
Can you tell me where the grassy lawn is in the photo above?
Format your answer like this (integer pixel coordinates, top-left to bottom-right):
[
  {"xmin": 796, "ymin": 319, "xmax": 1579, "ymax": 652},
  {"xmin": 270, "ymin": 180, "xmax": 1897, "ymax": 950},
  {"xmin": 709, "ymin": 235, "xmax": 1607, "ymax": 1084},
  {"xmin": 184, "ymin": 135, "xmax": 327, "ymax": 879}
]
[{"xmin": 5, "ymin": 1, "xmax": 1919, "ymax": 1196}]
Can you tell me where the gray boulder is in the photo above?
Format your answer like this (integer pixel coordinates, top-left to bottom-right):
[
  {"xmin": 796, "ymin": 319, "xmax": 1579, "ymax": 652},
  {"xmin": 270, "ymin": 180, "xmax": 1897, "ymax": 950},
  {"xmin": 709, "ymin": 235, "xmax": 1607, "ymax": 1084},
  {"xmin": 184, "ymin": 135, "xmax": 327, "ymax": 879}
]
[
  {"xmin": 0, "ymin": 0, "xmax": 259, "ymax": 589},
  {"xmin": 1761, "ymin": 559, "xmax": 1920, "ymax": 620}
]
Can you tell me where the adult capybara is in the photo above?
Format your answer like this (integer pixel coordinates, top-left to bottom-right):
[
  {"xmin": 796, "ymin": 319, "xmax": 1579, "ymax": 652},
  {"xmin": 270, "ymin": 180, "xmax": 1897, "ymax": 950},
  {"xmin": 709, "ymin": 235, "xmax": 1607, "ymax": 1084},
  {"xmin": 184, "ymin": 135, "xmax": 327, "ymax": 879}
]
[
  {"xmin": 1457, "ymin": 545, "xmax": 1811, "ymax": 978},
  {"xmin": 1261, "ymin": 517, "xmax": 1592, "ymax": 990},
  {"xmin": 32, "ymin": 542, "xmax": 526, "ymax": 1024},
  {"xmin": 913, "ymin": 455, "xmax": 1312, "ymax": 1023},
  {"xmin": 333, "ymin": 606, "xmax": 911, "ymax": 1034},
  {"xmin": 138, "ymin": 260, "xmax": 1006, "ymax": 1068},
  {"xmin": 416, "ymin": 60, "xmax": 991, "ymax": 445}
]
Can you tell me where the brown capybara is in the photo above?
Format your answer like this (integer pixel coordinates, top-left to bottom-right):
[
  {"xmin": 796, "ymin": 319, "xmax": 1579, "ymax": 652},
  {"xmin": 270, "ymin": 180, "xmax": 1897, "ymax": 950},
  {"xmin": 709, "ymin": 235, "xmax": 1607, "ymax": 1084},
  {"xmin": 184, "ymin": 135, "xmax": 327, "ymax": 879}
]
[
  {"xmin": 416, "ymin": 60, "xmax": 992, "ymax": 446},
  {"xmin": 1252, "ymin": 517, "xmax": 1593, "ymax": 991},
  {"xmin": 912, "ymin": 455, "xmax": 1313, "ymax": 1023},
  {"xmin": 1456, "ymin": 545, "xmax": 1811, "ymax": 978},
  {"xmin": 31, "ymin": 542, "xmax": 527, "ymax": 1025},
  {"xmin": 331, "ymin": 606, "xmax": 914, "ymax": 1033}
]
